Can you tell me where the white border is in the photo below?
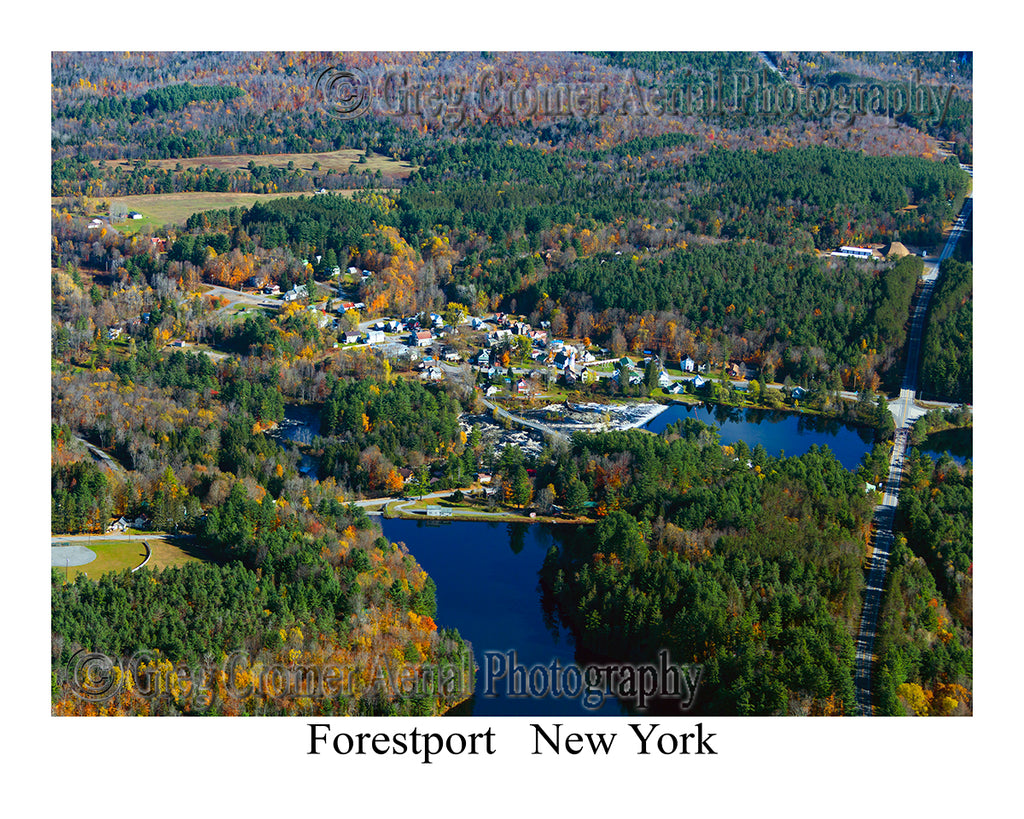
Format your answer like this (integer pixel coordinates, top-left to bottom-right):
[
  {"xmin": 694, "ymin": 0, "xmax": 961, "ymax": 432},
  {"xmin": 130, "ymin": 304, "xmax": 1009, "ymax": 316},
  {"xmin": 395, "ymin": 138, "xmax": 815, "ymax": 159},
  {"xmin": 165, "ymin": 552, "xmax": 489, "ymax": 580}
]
[{"xmin": 16, "ymin": 5, "xmax": 1016, "ymax": 813}]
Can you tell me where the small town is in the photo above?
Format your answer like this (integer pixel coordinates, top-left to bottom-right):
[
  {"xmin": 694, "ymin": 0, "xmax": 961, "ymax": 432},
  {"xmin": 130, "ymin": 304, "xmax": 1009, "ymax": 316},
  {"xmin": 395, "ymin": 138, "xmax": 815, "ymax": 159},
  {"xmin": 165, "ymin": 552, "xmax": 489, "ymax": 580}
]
[{"xmin": 48, "ymin": 49, "xmax": 976, "ymax": 797}]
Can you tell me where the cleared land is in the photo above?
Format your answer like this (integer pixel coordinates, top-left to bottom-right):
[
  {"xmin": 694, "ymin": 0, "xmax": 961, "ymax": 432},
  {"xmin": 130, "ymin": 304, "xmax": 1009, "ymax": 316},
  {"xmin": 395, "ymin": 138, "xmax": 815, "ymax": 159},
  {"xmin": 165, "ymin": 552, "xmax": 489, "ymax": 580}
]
[
  {"xmin": 107, "ymin": 191, "xmax": 338, "ymax": 228},
  {"xmin": 107, "ymin": 148, "xmax": 416, "ymax": 178},
  {"xmin": 54, "ymin": 536, "xmax": 207, "ymax": 582},
  {"xmin": 56, "ymin": 147, "xmax": 415, "ymax": 228}
]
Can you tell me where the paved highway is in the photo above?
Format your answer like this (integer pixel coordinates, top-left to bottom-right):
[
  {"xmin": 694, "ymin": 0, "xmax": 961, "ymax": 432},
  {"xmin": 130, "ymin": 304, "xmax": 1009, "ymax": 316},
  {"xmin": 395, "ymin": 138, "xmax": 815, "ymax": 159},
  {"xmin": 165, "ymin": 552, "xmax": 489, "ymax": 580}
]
[
  {"xmin": 74, "ymin": 435, "xmax": 127, "ymax": 477},
  {"xmin": 854, "ymin": 186, "xmax": 972, "ymax": 714}
]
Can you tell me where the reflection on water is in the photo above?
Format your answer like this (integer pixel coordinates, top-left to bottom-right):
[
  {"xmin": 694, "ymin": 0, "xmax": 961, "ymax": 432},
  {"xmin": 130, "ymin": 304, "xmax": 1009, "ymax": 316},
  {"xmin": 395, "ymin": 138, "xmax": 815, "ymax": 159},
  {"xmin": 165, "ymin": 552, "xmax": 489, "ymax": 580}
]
[
  {"xmin": 380, "ymin": 405, "xmax": 881, "ymax": 715},
  {"xmin": 380, "ymin": 518, "xmax": 626, "ymax": 716},
  {"xmin": 269, "ymin": 404, "xmax": 321, "ymax": 475},
  {"xmin": 917, "ymin": 426, "xmax": 973, "ymax": 466},
  {"xmin": 644, "ymin": 403, "xmax": 876, "ymax": 471}
]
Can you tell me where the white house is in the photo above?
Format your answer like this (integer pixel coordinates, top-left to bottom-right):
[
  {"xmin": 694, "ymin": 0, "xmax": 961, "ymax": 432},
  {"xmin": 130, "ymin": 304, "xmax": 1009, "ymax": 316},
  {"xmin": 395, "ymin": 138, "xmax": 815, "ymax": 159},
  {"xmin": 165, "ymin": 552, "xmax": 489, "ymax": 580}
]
[
  {"xmin": 831, "ymin": 245, "xmax": 875, "ymax": 259},
  {"xmin": 474, "ymin": 349, "xmax": 491, "ymax": 367}
]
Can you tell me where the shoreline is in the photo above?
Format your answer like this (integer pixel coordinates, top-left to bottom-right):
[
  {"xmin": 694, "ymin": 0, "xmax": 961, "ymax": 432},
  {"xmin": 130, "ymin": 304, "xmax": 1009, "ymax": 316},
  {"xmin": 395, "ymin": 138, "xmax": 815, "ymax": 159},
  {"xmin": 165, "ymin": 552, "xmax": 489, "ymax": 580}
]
[
  {"xmin": 616, "ymin": 401, "xmax": 670, "ymax": 430},
  {"xmin": 535, "ymin": 400, "xmax": 672, "ymax": 434}
]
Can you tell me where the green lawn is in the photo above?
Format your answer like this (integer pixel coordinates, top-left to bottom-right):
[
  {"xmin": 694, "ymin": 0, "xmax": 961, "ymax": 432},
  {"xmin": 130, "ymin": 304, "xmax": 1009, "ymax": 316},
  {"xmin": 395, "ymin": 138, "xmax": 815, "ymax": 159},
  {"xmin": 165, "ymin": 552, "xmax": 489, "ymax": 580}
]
[
  {"xmin": 58, "ymin": 536, "xmax": 207, "ymax": 583},
  {"xmin": 108, "ymin": 192, "xmax": 312, "ymax": 227},
  {"xmin": 59, "ymin": 539, "xmax": 149, "ymax": 583}
]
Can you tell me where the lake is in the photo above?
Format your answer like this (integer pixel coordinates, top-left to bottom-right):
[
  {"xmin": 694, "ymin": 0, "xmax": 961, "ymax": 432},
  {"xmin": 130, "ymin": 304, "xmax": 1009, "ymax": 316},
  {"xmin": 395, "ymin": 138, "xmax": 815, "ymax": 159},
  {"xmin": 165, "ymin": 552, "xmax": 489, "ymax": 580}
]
[
  {"xmin": 917, "ymin": 426, "xmax": 973, "ymax": 466},
  {"xmin": 380, "ymin": 518, "xmax": 630, "ymax": 716},
  {"xmin": 275, "ymin": 397, "xmax": 961, "ymax": 715},
  {"xmin": 643, "ymin": 402, "xmax": 877, "ymax": 471},
  {"xmin": 376, "ymin": 403, "xmax": 882, "ymax": 715}
]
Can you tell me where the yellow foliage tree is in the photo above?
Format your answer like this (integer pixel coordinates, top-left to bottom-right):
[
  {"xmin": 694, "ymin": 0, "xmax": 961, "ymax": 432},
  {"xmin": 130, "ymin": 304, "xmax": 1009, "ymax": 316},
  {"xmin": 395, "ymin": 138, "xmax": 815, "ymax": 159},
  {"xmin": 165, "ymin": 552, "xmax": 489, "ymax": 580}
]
[{"xmin": 897, "ymin": 682, "xmax": 930, "ymax": 716}]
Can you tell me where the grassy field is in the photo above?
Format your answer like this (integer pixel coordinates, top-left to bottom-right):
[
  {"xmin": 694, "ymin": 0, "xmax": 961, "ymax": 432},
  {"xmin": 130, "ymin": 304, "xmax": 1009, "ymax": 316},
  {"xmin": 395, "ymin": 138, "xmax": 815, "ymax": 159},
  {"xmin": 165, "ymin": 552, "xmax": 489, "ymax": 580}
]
[
  {"xmin": 54, "ymin": 192, "xmax": 313, "ymax": 231},
  {"xmin": 106, "ymin": 148, "xmax": 416, "ymax": 178},
  {"xmin": 59, "ymin": 536, "xmax": 208, "ymax": 583},
  {"xmin": 108, "ymin": 191, "xmax": 336, "ymax": 228}
]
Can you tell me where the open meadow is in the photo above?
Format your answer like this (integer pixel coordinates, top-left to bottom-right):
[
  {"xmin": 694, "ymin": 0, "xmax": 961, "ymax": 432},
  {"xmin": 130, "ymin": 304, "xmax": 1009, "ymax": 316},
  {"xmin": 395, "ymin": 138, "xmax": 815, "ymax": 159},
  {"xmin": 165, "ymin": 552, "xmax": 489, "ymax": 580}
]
[
  {"xmin": 107, "ymin": 148, "xmax": 415, "ymax": 178},
  {"xmin": 55, "ymin": 536, "xmax": 208, "ymax": 583}
]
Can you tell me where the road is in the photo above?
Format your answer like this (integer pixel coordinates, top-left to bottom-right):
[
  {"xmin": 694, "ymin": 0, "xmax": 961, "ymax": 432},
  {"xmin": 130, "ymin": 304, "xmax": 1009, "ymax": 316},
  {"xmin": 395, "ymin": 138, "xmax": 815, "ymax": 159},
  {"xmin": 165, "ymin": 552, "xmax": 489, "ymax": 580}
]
[
  {"xmin": 886, "ymin": 192, "xmax": 972, "ymax": 428},
  {"xmin": 204, "ymin": 284, "xmax": 281, "ymax": 319},
  {"xmin": 854, "ymin": 186, "xmax": 972, "ymax": 715},
  {"xmin": 853, "ymin": 428, "xmax": 906, "ymax": 714},
  {"xmin": 74, "ymin": 435, "xmax": 127, "ymax": 477},
  {"xmin": 351, "ymin": 488, "xmax": 552, "ymax": 522},
  {"xmin": 51, "ymin": 532, "xmax": 149, "ymax": 543},
  {"xmin": 437, "ymin": 361, "xmax": 570, "ymax": 442},
  {"xmin": 478, "ymin": 397, "xmax": 570, "ymax": 442}
]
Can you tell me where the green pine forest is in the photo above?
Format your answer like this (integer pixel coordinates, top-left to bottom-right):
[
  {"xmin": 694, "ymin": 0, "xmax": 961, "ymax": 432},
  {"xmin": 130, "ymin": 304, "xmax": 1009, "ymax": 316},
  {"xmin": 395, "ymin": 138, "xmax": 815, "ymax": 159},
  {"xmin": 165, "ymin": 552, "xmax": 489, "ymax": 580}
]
[{"xmin": 51, "ymin": 51, "xmax": 972, "ymax": 717}]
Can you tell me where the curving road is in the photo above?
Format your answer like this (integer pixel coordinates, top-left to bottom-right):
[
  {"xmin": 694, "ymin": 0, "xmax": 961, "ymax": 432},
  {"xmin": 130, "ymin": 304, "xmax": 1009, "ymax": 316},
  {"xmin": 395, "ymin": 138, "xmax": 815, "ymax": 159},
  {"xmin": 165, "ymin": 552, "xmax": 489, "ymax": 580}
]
[{"xmin": 74, "ymin": 435, "xmax": 127, "ymax": 477}]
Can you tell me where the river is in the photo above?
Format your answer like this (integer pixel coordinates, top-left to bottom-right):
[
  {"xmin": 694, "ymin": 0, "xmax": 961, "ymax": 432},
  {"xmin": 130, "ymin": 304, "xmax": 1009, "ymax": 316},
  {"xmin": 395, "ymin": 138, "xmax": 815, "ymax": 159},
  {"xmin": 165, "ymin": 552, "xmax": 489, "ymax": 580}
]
[{"xmin": 269, "ymin": 404, "xmax": 320, "ymax": 476}]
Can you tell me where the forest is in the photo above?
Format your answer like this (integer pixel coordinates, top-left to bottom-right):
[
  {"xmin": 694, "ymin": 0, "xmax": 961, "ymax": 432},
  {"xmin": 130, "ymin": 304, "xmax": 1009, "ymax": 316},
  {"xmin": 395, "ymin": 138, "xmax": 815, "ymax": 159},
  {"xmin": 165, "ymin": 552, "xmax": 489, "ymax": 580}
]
[
  {"xmin": 51, "ymin": 50, "xmax": 972, "ymax": 718},
  {"xmin": 874, "ymin": 449, "xmax": 973, "ymax": 715},
  {"xmin": 104, "ymin": 145, "xmax": 961, "ymax": 393},
  {"xmin": 316, "ymin": 375, "xmax": 466, "ymax": 493},
  {"xmin": 51, "ymin": 47, "xmax": 972, "ymax": 395},
  {"xmin": 51, "ymin": 434, "xmax": 475, "ymax": 716},
  {"xmin": 919, "ymin": 257, "xmax": 973, "ymax": 402},
  {"xmin": 536, "ymin": 423, "xmax": 873, "ymax": 714}
]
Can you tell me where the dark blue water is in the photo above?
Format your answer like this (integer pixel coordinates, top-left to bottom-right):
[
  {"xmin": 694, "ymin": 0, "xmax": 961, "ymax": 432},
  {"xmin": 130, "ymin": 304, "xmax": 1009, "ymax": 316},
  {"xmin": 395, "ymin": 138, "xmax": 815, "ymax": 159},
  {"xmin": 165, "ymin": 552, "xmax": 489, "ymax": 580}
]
[
  {"xmin": 380, "ymin": 518, "xmax": 625, "ymax": 717},
  {"xmin": 270, "ymin": 404, "xmax": 320, "ymax": 475},
  {"xmin": 274, "ymin": 404, "xmax": 319, "ymax": 445},
  {"xmin": 916, "ymin": 427, "xmax": 972, "ymax": 466},
  {"xmin": 644, "ymin": 403, "xmax": 877, "ymax": 471},
  {"xmin": 374, "ymin": 404, "xmax": 880, "ymax": 715}
]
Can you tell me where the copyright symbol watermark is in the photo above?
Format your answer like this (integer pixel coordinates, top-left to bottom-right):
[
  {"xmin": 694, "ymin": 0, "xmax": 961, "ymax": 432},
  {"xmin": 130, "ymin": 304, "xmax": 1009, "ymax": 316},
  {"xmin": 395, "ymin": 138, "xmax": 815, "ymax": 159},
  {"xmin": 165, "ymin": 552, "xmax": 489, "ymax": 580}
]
[
  {"xmin": 315, "ymin": 65, "xmax": 371, "ymax": 120},
  {"xmin": 129, "ymin": 649, "xmax": 161, "ymax": 697},
  {"xmin": 67, "ymin": 650, "xmax": 121, "ymax": 702}
]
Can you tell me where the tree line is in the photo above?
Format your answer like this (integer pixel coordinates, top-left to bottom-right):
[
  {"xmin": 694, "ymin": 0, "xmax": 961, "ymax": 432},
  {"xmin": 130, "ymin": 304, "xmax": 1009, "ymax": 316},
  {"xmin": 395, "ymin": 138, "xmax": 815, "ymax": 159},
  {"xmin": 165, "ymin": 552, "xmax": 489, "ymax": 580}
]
[{"xmin": 535, "ymin": 424, "xmax": 874, "ymax": 714}]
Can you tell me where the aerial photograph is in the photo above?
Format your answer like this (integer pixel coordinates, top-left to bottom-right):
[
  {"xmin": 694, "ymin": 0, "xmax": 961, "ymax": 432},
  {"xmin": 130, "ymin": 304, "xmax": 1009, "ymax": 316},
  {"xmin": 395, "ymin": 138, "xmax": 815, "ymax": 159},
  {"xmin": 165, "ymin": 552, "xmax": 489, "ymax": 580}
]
[{"xmin": 49, "ymin": 50, "xmax": 974, "ymax": 725}]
